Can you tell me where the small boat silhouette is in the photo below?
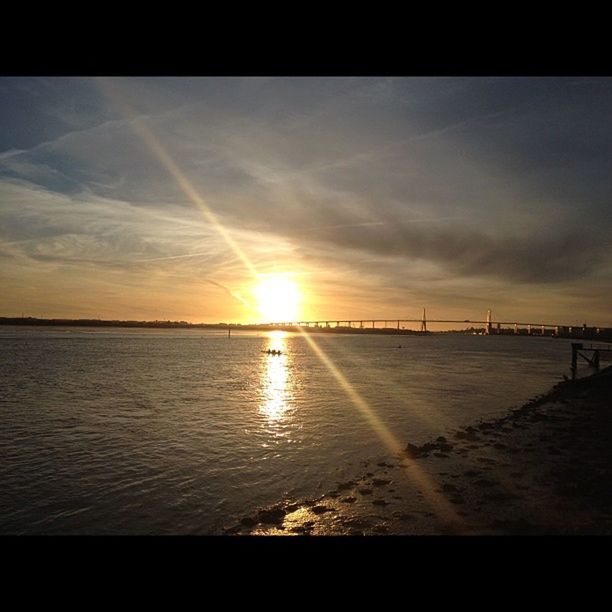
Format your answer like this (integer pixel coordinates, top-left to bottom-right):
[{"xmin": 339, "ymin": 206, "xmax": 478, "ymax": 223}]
[{"xmin": 263, "ymin": 349, "xmax": 282, "ymax": 355}]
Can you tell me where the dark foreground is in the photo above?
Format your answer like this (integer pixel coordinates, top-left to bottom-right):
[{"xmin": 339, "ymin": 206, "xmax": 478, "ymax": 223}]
[{"xmin": 226, "ymin": 366, "xmax": 612, "ymax": 535}]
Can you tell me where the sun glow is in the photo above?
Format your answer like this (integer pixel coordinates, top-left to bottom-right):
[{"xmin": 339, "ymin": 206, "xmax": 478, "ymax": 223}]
[{"xmin": 253, "ymin": 275, "xmax": 302, "ymax": 323}]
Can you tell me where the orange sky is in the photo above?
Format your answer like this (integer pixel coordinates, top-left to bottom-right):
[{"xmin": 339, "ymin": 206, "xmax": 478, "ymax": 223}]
[{"xmin": 1, "ymin": 77, "xmax": 612, "ymax": 327}]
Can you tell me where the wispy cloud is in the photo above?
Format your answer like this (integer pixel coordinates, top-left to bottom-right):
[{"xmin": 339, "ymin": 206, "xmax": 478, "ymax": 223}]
[{"xmin": 1, "ymin": 77, "xmax": 612, "ymax": 323}]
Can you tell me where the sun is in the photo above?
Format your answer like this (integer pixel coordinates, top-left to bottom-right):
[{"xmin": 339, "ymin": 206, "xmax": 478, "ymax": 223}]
[{"xmin": 253, "ymin": 275, "xmax": 302, "ymax": 323}]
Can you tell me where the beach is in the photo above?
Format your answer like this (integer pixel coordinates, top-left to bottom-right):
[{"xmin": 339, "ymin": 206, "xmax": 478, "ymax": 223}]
[{"xmin": 226, "ymin": 365, "xmax": 612, "ymax": 535}]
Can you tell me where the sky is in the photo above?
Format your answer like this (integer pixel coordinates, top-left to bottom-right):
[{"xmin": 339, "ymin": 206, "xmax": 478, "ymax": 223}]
[{"xmin": 1, "ymin": 76, "xmax": 611, "ymax": 326}]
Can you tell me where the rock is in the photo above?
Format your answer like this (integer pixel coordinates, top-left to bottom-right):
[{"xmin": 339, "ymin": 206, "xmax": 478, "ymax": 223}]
[
  {"xmin": 240, "ymin": 517, "xmax": 257, "ymax": 527},
  {"xmin": 258, "ymin": 507, "xmax": 286, "ymax": 524},
  {"xmin": 484, "ymin": 491, "xmax": 520, "ymax": 502},
  {"xmin": 341, "ymin": 517, "xmax": 372, "ymax": 530},
  {"xmin": 474, "ymin": 478, "xmax": 498, "ymax": 488},
  {"xmin": 311, "ymin": 505, "xmax": 332, "ymax": 515},
  {"xmin": 404, "ymin": 443, "xmax": 422, "ymax": 457},
  {"xmin": 372, "ymin": 478, "xmax": 391, "ymax": 487},
  {"xmin": 358, "ymin": 488, "xmax": 373, "ymax": 495},
  {"xmin": 340, "ymin": 496, "xmax": 357, "ymax": 503},
  {"xmin": 490, "ymin": 518, "xmax": 540, "ymax": 533},
  {"xmin": 420, "ymin": 442, "xmax": 438, "ymax": 454},
  {"xmin": 404, "ymin": 442, "xmax": 436, "ymax": 458},
  {"xmin": 393, "ymin": 512, "xmax": 416, "ymax": 522}
]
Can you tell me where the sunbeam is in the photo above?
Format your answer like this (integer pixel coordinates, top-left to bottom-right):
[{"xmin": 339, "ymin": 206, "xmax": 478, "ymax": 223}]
[
  {"xmin": 93, "ymin": 77, "xmax": 462, "ymax": 530},
  {"xmin": 297, "ymin": 326, "xmax": 466, "ymax": 531},
  {"xmin": 93, "ymin": 78, "xmax": 259, "ymax": 279}
]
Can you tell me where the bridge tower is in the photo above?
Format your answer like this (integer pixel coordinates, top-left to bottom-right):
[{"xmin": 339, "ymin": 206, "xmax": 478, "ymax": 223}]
[
  {"xmin": 420, "ymin": 308, "xmax": 427, "ymax": 333},
  {"xmin": 485, "ymin": 309, "xmax": 492, "ymax": 335}
]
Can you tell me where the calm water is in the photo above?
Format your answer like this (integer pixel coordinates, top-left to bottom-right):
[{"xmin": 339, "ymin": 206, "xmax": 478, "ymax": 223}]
[{"xmin": 0, "ymin": 326, "xmax": 596, "ymax": 534}]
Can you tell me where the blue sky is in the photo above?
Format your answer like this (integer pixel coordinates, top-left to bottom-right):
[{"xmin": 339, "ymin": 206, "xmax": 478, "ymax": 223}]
[{"xmin": 1, "ymin": 77, "xmax": 611, "ymax": 325}]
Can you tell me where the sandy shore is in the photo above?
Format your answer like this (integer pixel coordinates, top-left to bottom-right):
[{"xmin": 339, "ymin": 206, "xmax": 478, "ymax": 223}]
[{"xmin": 225, "ymin": 366, "xmax": 612, "ymax": 535}]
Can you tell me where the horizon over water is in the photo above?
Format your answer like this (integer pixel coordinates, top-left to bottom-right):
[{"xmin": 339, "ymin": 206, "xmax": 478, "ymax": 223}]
[{"xmin": 0, "ymin": 326, "xmax": 600, "ymax": 535}]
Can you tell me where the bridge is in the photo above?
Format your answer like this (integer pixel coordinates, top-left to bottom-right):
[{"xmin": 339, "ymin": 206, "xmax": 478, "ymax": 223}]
[{"xmin": 253, "ymin": 310, "xmax": 611, "ymax": 338}]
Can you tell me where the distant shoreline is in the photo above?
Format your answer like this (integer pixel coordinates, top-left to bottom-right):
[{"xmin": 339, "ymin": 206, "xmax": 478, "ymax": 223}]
[
  {"xmin": 0, "ymin": 316, "xmax": 466, "ymax": 335},
  {"xmin": 4, "ymin": 317, "xmax": 612, "ymax": 340}
]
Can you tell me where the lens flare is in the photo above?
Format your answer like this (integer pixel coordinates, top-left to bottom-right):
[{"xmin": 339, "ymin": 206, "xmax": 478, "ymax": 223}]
[{"xmin": 94, "ymin": 78, "xmax": 464, "ymax": 531}]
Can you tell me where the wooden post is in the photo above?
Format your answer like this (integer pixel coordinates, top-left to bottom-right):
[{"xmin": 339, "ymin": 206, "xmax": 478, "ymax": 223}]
[{"xmin": 571, "ymin": 343, "xmax": 582, "ymax": 379}]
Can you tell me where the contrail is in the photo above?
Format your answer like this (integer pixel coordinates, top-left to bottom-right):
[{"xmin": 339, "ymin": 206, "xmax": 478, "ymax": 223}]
[
  {"xmin": 135, "ymin": 250, "xmax": 213, "ymax": 262},
  {"xmin": 298, "ymin": 217, "xmax": 465, "ymax": 235},
  {"xmin": 299, "ymin": 221, "xmax": 385, "ymax": 233}
]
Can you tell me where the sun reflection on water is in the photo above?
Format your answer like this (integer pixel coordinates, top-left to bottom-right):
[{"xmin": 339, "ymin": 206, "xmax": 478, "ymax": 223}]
[{"xmin": 260, "ymin": 331, "xmax": 292, "ymax": 424}]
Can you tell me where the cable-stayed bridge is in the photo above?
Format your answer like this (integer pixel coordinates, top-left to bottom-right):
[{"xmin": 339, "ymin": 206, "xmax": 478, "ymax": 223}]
[{"xmin": 257, "ymin": 310, "xmax": 610, "ymax": 337}]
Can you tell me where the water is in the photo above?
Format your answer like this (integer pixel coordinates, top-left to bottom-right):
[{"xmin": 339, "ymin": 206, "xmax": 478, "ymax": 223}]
[{"xmin": 0, "ymin": 326, "xmax": 597, "ymax": 534}]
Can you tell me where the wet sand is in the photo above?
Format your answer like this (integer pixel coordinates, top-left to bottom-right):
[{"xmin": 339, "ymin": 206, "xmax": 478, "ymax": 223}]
[{"xmin": 225, "ymin": 366, "xmax": 612, "ymax": 535}]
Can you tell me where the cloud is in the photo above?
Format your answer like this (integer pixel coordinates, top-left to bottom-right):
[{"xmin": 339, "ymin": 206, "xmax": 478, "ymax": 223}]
[
  {"xmin": 1, "ymin": 77, "xmax": 612, "ymax": 323},
  {"xmin": 293, "ymin": 219, "xmax": 608, "ymax": 284}
]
